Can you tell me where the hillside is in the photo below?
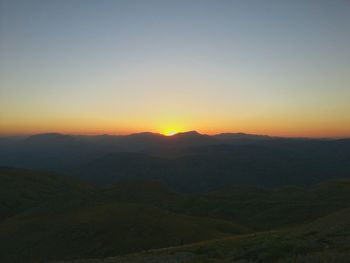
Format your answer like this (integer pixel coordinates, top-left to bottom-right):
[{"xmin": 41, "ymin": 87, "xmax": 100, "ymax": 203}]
[
  {"xmin": 1, "ymin": 167, "xmax": 350, "ymax": 262},
  {"xmin": 102, "ymin": 178, "xmax": 350, "ymax": 230},
  {"xmin": 0, "ymin": 167, "xmax": 249, "ymax": 263},
  {"xmin": 0, "ymin": 167, "xmax": 93, "ymax": 220},
  {"xmin": 0, "ymin": 201, "xmax": 249, "ymax": 263},
  {"xmin": 54, "ymin": 208, "xmax": 350, "ymax": 263}
]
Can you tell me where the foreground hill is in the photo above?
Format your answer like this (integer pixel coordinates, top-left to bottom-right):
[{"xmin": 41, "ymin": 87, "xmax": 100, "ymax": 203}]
[
  {"xmin": 0, "ymin": 167, "xmax": 249, "ymax": 263},
  {"xmin": 102, "ymin": 178, "xmax": 350, "ymax": 230},
  {"xmin": 2, "ymin": 167, "xmax": 350, "ymax": 262},
  {"xmin": 0, "ymin": 201, "xmax": 250, "ymax": 263},
  {"xmin": 0, "ymin": 167, "xmax": 93, "ymax": 220},
  {"xmin": 54, "ymin": 208, "xmax": 350, "ymax": 263}
]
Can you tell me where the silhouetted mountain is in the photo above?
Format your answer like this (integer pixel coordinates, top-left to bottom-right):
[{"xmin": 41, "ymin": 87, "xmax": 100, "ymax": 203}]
[
  {"xmin": 25, "ymin": 132, "xmax": 74, "ymax": 141},
  {"xmin": 0, "ymin": 133, "xmax": 97, "ymax": 172},
  {"xmin": 1, "ymin": 132, "xmax": 350, "ymax": 192},
  {"xmin": 22, "ymin": 133, "xmax": 93, "ymax": 155},
  {"xmin": 167, "ymin": 130, "xmax": 217, "ymax": 147},
  {"xmin": 214, "ymin": 132, "xmax": 276, "ymax": 142},
  {"xmin": 116, "ymin": 132, "xmax": 166, "ymax": 151}
]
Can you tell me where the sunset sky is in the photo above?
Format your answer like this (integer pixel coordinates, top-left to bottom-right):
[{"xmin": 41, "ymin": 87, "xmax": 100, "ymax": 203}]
[{"xmin": 1, "ymin": 0, "xmax": 350, "ymax": 137}]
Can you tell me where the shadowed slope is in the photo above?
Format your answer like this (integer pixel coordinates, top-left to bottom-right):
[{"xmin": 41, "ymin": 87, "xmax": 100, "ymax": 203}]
[
  {"xmin": 0, "ymin": 167, "xmax": 250, "ymax": 263},
  {"xmin": 0, "ymin": 167, "xmax": 93, "ymax": 220},
  {"xmin": 54, "ymin": 208, "xmax": 350, "ymax": 263}
]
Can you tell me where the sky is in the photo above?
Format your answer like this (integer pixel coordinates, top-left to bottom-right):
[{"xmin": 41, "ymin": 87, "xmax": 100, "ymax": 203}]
[{"xmin": 1, "ymin": 0, "xmax": 350, "ymax": 137}]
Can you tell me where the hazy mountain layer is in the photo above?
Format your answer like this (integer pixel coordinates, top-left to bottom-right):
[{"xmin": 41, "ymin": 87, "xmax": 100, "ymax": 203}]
[{"xmin": 1, "ymin": 132, "xmax": 350, "ymax": 192}]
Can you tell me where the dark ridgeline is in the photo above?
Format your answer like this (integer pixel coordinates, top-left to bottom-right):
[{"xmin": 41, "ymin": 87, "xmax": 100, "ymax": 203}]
[{"xmin": 0, "ymin": 131, "xmax": 350, "ymax": 191}]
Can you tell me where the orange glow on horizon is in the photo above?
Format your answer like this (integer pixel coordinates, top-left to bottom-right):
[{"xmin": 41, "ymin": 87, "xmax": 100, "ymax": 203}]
[
  {"xmin": 161, "ymin": 127, "xmax": 182, "ymax": 136},
  {"xmin": 1, "ymin": 115, "xmax": 350, "ymax": 138},
  {"xmin": 1, "ymin": 125, "xmax": 350, "ymax": 138}
]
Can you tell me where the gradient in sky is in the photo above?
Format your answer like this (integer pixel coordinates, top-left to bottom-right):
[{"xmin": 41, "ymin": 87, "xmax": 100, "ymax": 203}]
[{"xmin": 1, "ymin": 0, "xmax": 350, "ymax": 137}]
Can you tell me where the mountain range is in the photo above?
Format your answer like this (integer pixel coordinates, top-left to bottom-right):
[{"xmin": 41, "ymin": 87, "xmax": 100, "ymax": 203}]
[{"xmin": 1, "ymin": 132, "xmax": 350, "ymax": 192}]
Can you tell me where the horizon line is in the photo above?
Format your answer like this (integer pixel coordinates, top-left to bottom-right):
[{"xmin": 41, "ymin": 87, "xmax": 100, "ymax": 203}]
[{"xmin": 0, "ymin": 130, "xmax": 349, "ymax": 140}]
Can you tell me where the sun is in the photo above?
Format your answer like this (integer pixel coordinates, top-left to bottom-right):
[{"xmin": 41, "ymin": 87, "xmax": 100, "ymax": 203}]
[
  {"xmin": 161, "ymin": 126, "xmax": 181, "ymax": 136},
  {"xmin": 160, "ymin": 123, "xmax": 184, "ymax": 136},
  {"xmin": 164, "ymin": 130, "xmax": 178, "ymax": 136}
]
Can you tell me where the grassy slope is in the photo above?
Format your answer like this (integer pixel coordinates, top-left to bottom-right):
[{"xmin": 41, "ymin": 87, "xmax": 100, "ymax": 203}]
[
  {"xmin": 0, "ymin": 167, "xmax": 94, "ymax": 220},
  {"xmin": 0, "ymin": 201, "xmax": 250, "ymax": 263},
  {"xmin": 59, "ymin": 208, "xmax": 350, "ymax": 263},
  {"xmin": 183, "ymin": 180, "xmax": 350, "ymax": 230},
  {"xmin": 102, "ymin": 179, "xmax": 350, "ymax": 230},
  {"xmin": 2, "ymin": 167, "xmax": 350, "ymax": 263},
  {"xmin": 0, "ymin": 168, "xmax": 249, "ymax": 263}
]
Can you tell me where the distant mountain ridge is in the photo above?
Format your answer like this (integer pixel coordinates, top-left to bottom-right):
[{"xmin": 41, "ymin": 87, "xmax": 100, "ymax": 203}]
[
  {"xmin": 1, "ymin": 130, "xmax": 343, "ymax": 145},
  {"xmin": 1, "ymin": 131, "xmax": 350, "ymax": 192},
  {"xmin": 214, "ymin": 132, "xmax": 277, "ymax": 141},
  {"xmin": 0, "ymin": 130, "xmax": 318, "ymax": 141}
]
